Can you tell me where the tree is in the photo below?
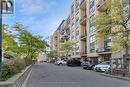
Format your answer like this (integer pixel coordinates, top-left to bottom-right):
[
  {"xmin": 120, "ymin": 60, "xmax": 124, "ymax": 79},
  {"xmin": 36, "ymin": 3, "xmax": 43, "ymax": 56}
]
[
  {"xmin": 2, "ymin": 24, "xmax": 18, "ymax": 56},
  {"xmin": 13, "ymin": 23, "xmax": 48, "ymax": 64},
  {"xmin": 95, "ymin": 0, "xmax": 130, "ymax": 73},
  {"xmin": 60, "ymin": 41, "xmax": 76, "ymax": 59},
  {"xmin": 46, "ymin": 51, "xmax": 55, "ymax": 59}
]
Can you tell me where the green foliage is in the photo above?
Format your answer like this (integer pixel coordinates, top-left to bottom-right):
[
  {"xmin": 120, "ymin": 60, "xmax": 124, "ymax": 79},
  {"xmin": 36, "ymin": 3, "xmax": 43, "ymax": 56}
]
[
  {"xmin": 13, "ymin": 23, "xmax": 48, "ymax": 64},
  {"xmin": 0, "ymin": 63, "xmax": 12, "ymax": 81},
  {"xmin": 60, "ymin": 41, "xmax": 76, "ymax": 58},
  {"xmin": 95, "ymin": 0, "xmax": 130, "ymax": 53},
  {"xmin": 0, "ymin": 58, "xmax": 26, "ymax": 81},
  {"xmin": 46, "ymin": 51, "xmax": 55, "ymax": 59},
  {"xmin": 1, "ymin": 22, "xmax": 48, "ymax": 81},
  {"xmin": 2, "ymin": 24, "xmax": 18, "ymax": 56}
]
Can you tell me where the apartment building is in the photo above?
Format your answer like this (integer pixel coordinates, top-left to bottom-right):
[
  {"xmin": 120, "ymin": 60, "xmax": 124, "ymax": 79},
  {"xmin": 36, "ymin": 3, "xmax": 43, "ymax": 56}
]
[
  {"xmin": 52, "ymin": 18, "xmax": 70, "ymax": 57},
  {"xmin": 59, "ymin": 16, "xmax": 71, "ymax": 57},
  {"xmin": 69, "ymin": 0, "xmax": 112, "ymax": 61},
  {"xmin": 51, "ymin": 25, "xmax": 61, "ymax": 57},
  {"xmin": 51, "ymin": 0, "xmax": 129, "ymax": 62},
  {"xmin": 70, "ymin": 0, "xmax": 87, "ymax": 60}
]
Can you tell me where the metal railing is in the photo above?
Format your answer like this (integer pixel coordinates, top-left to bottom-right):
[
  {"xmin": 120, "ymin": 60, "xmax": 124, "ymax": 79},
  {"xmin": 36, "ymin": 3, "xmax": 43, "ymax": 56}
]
[
  {"xmin": 96, "ymin": 0, "xmax": 106, "ymax": 10},
  {"xmin": 80, "ymin": 0, "xmax": 85, "ymax": 6},
  {"xmin": 80, "ymin": 15, "xmax": 86, "ymax": 23}
]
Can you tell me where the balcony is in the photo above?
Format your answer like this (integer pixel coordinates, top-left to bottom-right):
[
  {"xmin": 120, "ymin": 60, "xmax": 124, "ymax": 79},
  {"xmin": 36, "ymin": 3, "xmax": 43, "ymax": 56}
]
[
  {"xmin": 80, "ymin": 0, "xmax": 86, "ymax": 9},
  {"xmin": 60, "ymin": 35, "xmax": 69, "ymax": 42},
  {"xmin": 96, "ymin": 47, "xmax": 111, "ymax": 54},
  {"xmin": 96, "ymin": 0, "xmax": 107, "ymax": 12},
  {"xmin": 80, "ymin": 15, "xmax": 86, "ymax": 25},
  {"xmin": 80, "ymin": 51, "xmax": 87, "ymax": 56},
  {"xmin": 80, "ymin": 33, "xmax": 87, "ymax": 41}
]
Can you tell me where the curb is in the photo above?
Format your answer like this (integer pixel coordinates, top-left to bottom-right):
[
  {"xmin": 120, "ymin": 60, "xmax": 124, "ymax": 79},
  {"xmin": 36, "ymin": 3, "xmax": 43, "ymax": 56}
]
[
  {"xmin": 99, "ymin": 73, "xmax": 130, "ymax": 81},
  {"xmin": 21, "ymin": 69, "xmax": 32, "ymax": 87}
]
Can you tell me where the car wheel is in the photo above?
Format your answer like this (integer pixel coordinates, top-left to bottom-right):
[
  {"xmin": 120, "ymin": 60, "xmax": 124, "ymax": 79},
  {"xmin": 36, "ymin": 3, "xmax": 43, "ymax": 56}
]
[
  {"xmin": 59, "ymin": 63, "xmax": 63, "ymax": 66},
  {"xmin": 83, "ymin": 67, "xmax": 86, "ymax": 69}
]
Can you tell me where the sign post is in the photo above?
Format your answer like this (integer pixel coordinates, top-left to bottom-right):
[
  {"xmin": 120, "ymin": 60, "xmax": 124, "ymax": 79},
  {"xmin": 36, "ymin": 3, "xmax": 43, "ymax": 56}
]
[
  {"xmin": 0, "ymin": 0, "xmax": 14, "ymax": 75},
  {"xmin": 0, "ymin": 0, "xmax": 2, "ymax": 75}
]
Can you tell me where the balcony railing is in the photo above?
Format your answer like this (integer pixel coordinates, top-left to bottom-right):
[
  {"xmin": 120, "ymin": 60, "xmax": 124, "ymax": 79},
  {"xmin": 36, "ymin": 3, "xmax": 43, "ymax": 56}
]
[
  {"xmin": 80, "ymin": 15, "xmax": 86, "ymax": 25},
  {"xmin": 96, "ymin": 0, "xmax": 106, "ymax": 11},
  {"xmin": 80, "ymin": 0, "xmax": 86, "ymax": 9},
  {"xmin": 80, "ymin": 33, "xmax": 87, "ymax": 40},
  {"xmin": 80, "ymin": 51, "xmax": 87, "ymax": 56},
  {"xmin": 96, "ymin": 47, "xmax": 111, "ymax": 54},
  {"xmin": 60, "ymin": 35, "xmax": 69, "ymax": 42}
]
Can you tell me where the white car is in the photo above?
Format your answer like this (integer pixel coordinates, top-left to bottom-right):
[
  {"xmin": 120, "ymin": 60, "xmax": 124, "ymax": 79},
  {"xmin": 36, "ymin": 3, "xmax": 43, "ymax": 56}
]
[
  {"xmin": 55, "ymin": 60, "xmax": 67, "ymax": 65},
  {"xmin": 94, "ymin": 61, "xmax": 110, "ymax": 72}
]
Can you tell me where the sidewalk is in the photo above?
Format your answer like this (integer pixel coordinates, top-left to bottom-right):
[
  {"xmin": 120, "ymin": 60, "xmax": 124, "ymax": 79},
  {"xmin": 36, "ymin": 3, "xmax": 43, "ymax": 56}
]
[{"xmin": 99, "ymin": 73, "xmax": 130, "ymax": 81}]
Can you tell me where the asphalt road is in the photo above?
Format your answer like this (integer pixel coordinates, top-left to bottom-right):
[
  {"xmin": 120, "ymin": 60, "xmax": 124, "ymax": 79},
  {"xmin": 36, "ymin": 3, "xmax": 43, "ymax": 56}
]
[{"xmin": 26, "ymin": 63, "xmax": 130, "ymax": 87}]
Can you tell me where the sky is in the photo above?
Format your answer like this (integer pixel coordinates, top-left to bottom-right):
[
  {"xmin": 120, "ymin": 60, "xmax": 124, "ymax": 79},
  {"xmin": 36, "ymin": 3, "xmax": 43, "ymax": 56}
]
[{"xmin": 3, "ymin": 0, "xmax": 71, "ymax": 38}]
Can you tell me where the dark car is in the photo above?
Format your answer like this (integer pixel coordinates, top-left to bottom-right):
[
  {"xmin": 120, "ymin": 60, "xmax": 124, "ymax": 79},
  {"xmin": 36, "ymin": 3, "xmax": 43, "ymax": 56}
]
[
  {"xmin": 82, "ymin": 60, "xmax": 99, "ymax": 70},
  {"xmin": 67, "ymin": 59, "xmax": 81, "ymax": 66},
  {"xmin": 4, "ymin": 54, "xmax": 14, "ymax": 59}
]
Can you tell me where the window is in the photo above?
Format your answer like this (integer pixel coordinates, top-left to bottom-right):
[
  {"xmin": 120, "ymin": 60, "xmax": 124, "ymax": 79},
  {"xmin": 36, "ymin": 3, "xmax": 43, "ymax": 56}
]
[
  {"xmin": 89, "ymin": 15, "xmax": 95, "ymax": 34},
  {"xmin": 90, "ymin": 35, "xmax": 96, "ymax": 53},
  {"xmin": 89, "ymin": 15, "xmax": 94, "ymax": 27},
  {"xmin": 76, "ymin": 17, "xmax": 79, "ymax": 29},
  {"xmin": 76, "ymin": 30, "xmax": 79, "ymax": 36},
  {"xmin": 71, "ymin": 25, "xmax": 74, "ymax": 33},
  {"xmin": 89, "ymin": 0, "xmax": 95, "ymax": 16},
  {"xmin": 76, "ymin": 42, "xmax": 80, "ymax": 55},
  {"xmin": 90, "ymin": 26, "xmax": 95, "ymax": 34},
  {"xmin": 90, "ymin": 35, "xmax": 95, "ymax": 43},
  {"xmin": 71, "ymin": 4, "xmax": 74, "ymax": 13}
]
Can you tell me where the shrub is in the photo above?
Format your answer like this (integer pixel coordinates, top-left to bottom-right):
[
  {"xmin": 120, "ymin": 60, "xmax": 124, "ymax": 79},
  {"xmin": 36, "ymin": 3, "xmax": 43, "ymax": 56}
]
[
  {"xmin": 0, "ymin": 63, "xmax": 13, "ymax": 81},
  {"xmin": 0, "ymin": 58, "xmax": 26, "ymax": 81}
]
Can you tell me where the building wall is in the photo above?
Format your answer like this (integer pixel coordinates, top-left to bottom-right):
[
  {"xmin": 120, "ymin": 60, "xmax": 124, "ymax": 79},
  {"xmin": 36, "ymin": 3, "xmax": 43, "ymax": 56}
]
[{"xmin": 50, "ymin": 0, "xmax": 129, "ymax": 62}]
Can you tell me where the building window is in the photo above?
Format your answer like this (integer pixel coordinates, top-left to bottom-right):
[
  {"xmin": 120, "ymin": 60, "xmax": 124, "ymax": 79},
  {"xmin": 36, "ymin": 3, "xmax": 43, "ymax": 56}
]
[
  {"xmin": 89, "ymin": 15, "xmax": 95, "ymax": 34},
  {"xmin": 90, "ymin": 35, "xmax": 96, "ymax": 53},
  {"xmin": 90, "ymin": 26, "xmax": 95, "ymax": 34},
  {"xmin": 76, "ymin": 30, "xmax": 79, "ymax": 36},
  {"xmin": 89, "ymin": 0, "xmax": 95, "ymax": 16},
  {"xmin": 75, "ymin": 42, "xmax": 80, "ymax": 55},
  {"xmin": 76, "ymin": 17, "xmax": 79, "ymax": 29},
  {"xmin": 104, "ymin": 36, "xmax": 112, "ymax": 51}
]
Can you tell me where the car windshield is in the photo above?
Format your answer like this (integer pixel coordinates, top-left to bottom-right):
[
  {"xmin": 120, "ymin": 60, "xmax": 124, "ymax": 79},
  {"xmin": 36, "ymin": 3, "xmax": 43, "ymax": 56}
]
[{"xmin": 100, "ymin": 61, "xmax": 110, "ymax": 65}]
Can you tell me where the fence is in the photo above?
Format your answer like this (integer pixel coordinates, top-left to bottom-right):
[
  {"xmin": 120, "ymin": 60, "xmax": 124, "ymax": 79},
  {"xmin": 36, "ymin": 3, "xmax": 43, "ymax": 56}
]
[{"xmin": 111, "ymin": 58, "xmax": 128, "ymax": 76}]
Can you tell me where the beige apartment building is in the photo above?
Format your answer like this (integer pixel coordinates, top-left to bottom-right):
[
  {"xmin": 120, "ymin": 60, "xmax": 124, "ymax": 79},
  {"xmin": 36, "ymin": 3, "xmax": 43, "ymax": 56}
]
[
  {"xmin": 69, "ymin": 0, "xmax": 112, "ymax": 62},
  {"xmin": 59, "ymin": 16, "xmax": 71, "ymax": 57},
  {"xmin": 51, "ymin": 0, "xmax": 129, "ymax": 62},
  {"xmin": 51, "ymin": 28, "xmax": 60, "ymax": 57},
  {"xmin": 52, "ymin": 17, "xmax": 70, "ymax": 58}
]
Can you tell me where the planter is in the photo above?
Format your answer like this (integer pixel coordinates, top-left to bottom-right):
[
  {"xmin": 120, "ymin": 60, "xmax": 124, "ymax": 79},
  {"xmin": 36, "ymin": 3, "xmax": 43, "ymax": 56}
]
[{"xmin": 0, "ymin": 65, "xmax": 32, "ymax": 87}]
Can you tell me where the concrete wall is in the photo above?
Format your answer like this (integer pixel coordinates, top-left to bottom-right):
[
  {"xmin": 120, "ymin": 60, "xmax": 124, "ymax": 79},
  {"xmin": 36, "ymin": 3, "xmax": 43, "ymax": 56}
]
[{"xmin": 0, "ymin": 65, "xmax": 32, "ymax": 87}]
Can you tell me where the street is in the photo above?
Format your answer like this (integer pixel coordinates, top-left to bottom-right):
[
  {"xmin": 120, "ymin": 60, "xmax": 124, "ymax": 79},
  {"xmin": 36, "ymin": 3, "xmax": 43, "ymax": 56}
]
[{"xmin": 26, "ymin": 63, "xmax": 130, "ymax": 87}]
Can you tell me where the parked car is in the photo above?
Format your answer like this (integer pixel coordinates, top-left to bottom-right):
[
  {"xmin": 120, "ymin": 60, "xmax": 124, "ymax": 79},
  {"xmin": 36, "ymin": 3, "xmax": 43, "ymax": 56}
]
[
  {"xmin": 55, "ymin": 60, "xmax": 67, "ymax": 65},
  {"xmin": 4, "ymin": 54, "xmax": 14, "ymax": 59},
  {"xmin": 67, "ymin": 59, "xmax": 81, "ymax": 66},
  {"xmin": 82, "ymin": 60, "xmax": 99, "ymax": 70},
  {"xmin": 94, "ymin": 61, "xmax": 110, "ymax": 72}
]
